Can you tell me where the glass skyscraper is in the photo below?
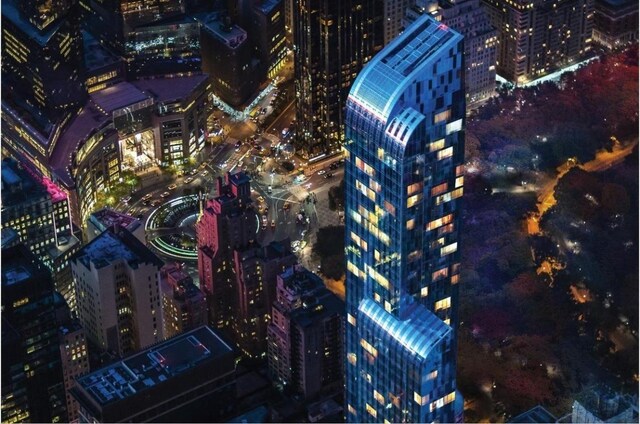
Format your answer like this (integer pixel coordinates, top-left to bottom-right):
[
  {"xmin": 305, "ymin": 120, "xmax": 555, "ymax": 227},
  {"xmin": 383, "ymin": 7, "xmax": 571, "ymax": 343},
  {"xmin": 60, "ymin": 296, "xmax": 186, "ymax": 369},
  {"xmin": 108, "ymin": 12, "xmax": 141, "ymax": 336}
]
[{"xmin": 344, "ymin": 14, "xmax": 465, "ymax": 423}]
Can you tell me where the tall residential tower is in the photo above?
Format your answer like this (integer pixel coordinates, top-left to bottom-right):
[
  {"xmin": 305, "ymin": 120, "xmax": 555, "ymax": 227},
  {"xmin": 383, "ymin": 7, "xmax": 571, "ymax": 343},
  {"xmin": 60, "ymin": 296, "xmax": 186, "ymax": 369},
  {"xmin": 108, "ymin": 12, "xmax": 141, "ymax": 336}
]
[
  {"xmin": 293, "ymin": 0, "xmax": 383, "ymax": 158},
  {"xmin": 344, "ymin": 14, "xmax": 464, "ymax": 423}
]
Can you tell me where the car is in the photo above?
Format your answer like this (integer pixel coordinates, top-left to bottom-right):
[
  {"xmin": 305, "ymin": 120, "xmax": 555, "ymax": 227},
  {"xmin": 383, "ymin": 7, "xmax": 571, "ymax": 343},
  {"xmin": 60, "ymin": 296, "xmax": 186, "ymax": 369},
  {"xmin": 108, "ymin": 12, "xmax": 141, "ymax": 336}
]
[
  {"xmin": 317, "ymin": 170, "xmax": 326, "ymax": 175},
  {"xmin": 160, "ymin": 192, "xmax": 170, "ymax": 198},
  {"xmin": 324, "ymin": 173, "xmax": 333, "ymax": 179},
  {"xmin": 142, "ymin": 199, "xmax": 151, "ymax": 206},
  {"xmin": 257, "ymin": 196, "xmax": 265, "ymax": 203},
  {"xmin": 122, "ymin": 196, "xmax": 132, "ymax": 203},
  {"xmin": 199, "ymin": 163, "xmax": 206, "ymax": 170},
  {"xmin": 235, "ymin": 140, "xmax": 242, "ymax": 148},
  {"xmin": 283, "ymin": 202, "xmax": 290, "ymax": 210},
  {"xmin": 190, "ymin": 169, "xmax": 198, "ymax": 176},
  {"xmin": 150, "ymin": 200, "xmax": 160, "ymax": 207},
  {"xmin": 267, "ymin": 186, "xmax": 272, "ymax": 194},
  {"xmin": 142, "ymin": 193, "xmax": 153, "ymax": 201},
  {"xmin": 201, "ymin": 170, "xmax": 208, "ymax": 176},
  {"xmin": 168, "ymin": 184, "xmax": 177, "ymax": 190},
  {"xmin": 271, "ymin": 220, "xmax": 276, "ymax": 229},
  {"xmin": 262, "ymin": 215, "xmax": 268, "ymax": 229},
  {"xmin": 185, "ymin": 177, "xmax": 194, "ymax": 184}
]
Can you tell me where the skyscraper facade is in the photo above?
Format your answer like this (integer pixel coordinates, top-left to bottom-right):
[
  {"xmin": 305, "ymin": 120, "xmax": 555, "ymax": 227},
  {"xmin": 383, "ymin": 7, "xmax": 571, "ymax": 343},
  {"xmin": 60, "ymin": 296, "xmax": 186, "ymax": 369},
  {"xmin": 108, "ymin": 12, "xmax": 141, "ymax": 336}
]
[
  {"xmin": 70, "ymin": 226, "xmax": 165, "ymax": 357},
  {"xmin": 482, "ymin": 0, "xmax": 594, "ymax": 84},
  {"xmin": 293, "ymin": 0, "xmax": 383, "ymax": 159},
  {"xmin": 267, "ymin": 265, "xmax": 344, "ymax": 399},
  {"xmin": 407, "ymin": 0, "xmax": 498, "ymax": 107},
  {"xmin": 196, "ymin": 172, "xmax": 257, "ymax": 330},
  {"xmin": 344, "ymin": 14, "xmax": 464, "ymax": 423}
]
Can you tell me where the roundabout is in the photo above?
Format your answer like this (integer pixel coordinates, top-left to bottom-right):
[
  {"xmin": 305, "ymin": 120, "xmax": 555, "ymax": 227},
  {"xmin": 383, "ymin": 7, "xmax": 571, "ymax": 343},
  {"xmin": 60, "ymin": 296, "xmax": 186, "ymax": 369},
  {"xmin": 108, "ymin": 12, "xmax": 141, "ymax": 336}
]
[{"xmin": 145, "ymin": 195, "xmax": 201, "ymax": 261}]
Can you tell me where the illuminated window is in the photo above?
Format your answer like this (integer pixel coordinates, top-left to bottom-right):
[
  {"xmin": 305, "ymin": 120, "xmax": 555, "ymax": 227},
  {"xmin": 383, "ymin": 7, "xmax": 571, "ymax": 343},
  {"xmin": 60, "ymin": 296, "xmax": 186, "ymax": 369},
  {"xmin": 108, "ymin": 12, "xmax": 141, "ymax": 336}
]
[
  {"xmin": 431, "ymin": 182, "xmax": 448, "ymax": 196},
  {"xmin": 456, "ymin": 165, "xmax": 464, "ymax": 176},
  {"xmin": 370, "ymin": 178, "xmax": 382, "ymax": 192},
  {"xmin": 348, "ymin": 404, "xmax": 356, "ymax": 415},
  {"xmin": 435, "ymin": 297, "xmax": 451, "ymax": 311},
  {"xmin": 377, "ymin": 148, "xmax": 385, "ymax": 160},
  {"xmin": 434, "ymin": 109, "xmax": 451, "ymax": 124},
  {"xmin": 361, "ymin": 339, "xmax": 377, "ymax": 357},
  {"xmin": 427, "ymin": 370, "xmax": 438, "ymax": 380},
  {"xmin": 414, "ymin": 391, "xmax": 429, "ymax": 406},
  {"xmin": 384, "ymin": 201, "xmax": 396, "ymax": 216},
  {"xmin": 356, "ymin": 157, "xmax": 375, "ymax": 176},
  {"xmin": 432, "ymin": 268, "xmax": 449, "ymax": 281},
  {"xmin": 440, "ymin": 243, "xmax": 458, "ymax": 256},
  {"xmin": 384, "ymin": 301, "xmax": 392, "ymax": 312},
  {"xmin": 427, "ymin": 214, "xmax": 453, "ymax": 231},
  {"xmin": 451, "ymin": 274, "xmax": 460, "ymax": 285},
  {"xmin": 374, "ymin": 390, "xmax": 385, "ymax": 405},
  {"xmin": 366, "ymin": 403, "xmax": 377, "ymax": 418},
  {"xmin": 406, "ymin": 219, "xmax": 415, "ymax": 230},
  {"xmin": 428, "ymin": 138, "xmax": 445, "ymax": 152},
  {"xmin": 437, "ymin": 147, "xmax": 454, "ymax": 160},
  {"xmin": 405, "ymin": 192, "xmax": 421, "ymax": 208},
  {"xmin": 446, "ymin": 119, "xmax": 463, "ymax": 134},
  {"xmin": 421, "ymin": 286, "xmax": 429, "ymax": 297},
  {"xmin": 347, "ymin": 313, "xmax": 356, "ymax": 326},
  {"xmin": 367, "ymin": 265, "xmax": 389, "ymax": 289},
  {"xmin": 407, "ymin": 182, "xmax": 423, "ymax": 196},
  {"xmin": 430, "ymin": 392, "xmax": 456, "ymax": 412},
  {"xmin": 347, "ymin": 353, "xmax": 357, "ymax": 365},
  {"xmin": 455, "ymin": 176, "xmax": 464, "ymax": 188}
]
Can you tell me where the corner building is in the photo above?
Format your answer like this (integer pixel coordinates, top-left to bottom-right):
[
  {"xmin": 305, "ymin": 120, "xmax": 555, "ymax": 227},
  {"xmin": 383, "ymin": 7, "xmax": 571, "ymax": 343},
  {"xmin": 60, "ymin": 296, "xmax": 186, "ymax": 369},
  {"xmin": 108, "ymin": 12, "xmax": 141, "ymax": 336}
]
[{"xmin": 344, "ymin": 14, "xmax": 464, "ymax": 423}]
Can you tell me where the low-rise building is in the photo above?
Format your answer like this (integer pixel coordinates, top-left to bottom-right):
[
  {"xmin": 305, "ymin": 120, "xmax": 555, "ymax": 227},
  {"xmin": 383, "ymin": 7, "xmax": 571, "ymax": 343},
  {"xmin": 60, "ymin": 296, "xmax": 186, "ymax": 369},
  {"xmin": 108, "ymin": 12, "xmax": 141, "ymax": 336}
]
[
  {"xmin": 87, "ymin": 208, "xmax": 144, "ymax": 244},
  {"xmin": 71, "ymin": 326, "xmax": 237, "ymax": 423}
]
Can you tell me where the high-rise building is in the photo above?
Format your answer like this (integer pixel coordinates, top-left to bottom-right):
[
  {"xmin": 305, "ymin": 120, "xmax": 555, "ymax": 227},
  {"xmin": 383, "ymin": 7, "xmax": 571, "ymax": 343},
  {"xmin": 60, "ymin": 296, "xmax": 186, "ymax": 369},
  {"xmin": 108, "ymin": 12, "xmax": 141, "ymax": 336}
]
[
  {"xmin": 293, "ymin": 0, "xmax": 384, "ymax": 159},
  {"xmin": 482, "ymin": 0, "xmax": 594, "ymax": 84},
  {"xmin": 592, "ymin": 0, "xmax": 638, "ymax": 50},
  {"xmin": 1, "ymin": 0, "xmax": 86, "ymax": 124},
  {"xmin": 70, "ymin": 226, "xmax": 165, "ymax": 357},
  {"xmin": 200, "ymin": 15, "xmax": 260, "ymax": 108},
  {"xmin": 1, "ymin": 244, "xmax": 81, "ymax": 423},
  {"xmin": 82, "ymin": 0, "xmax": 200, "ymax": 78},
  {"xmin": 344, "ymin": 14, "xmax": 464, "ymax": 423},
  {"xmin": 267, "ymin": 265, "xmax": 344, "ymax": 400},
  {"xmin": 197, "ymin": 171, "xmax": 257, "ymax": 330},
  {"xmin": 71, "ymin": 326, "xmax": 237, "ymax": 423},
  {"xmin": 231, "ymin": 240, "xmax": 297, "ymax": 358},
  {"xmin": 407, "ymin": 0, "xmax": 498, "ymax": 107},
  {"xmin": 1, "ymin": 157, "xmax": 82, "ymax": 310},
  {"xmin": 58, "ymin": 322, "xmax": 90, "ymax": 423},
  {"xmin": 383, "ymin": 0, "xmax": 413, "ymax": 45},
  {"xmin": 160, "ymin": 262, "xmax": 208, "ymax": 339},
  {"xmin": 251, "ymin": 0, "xmax": 288, "ymax": 79}
]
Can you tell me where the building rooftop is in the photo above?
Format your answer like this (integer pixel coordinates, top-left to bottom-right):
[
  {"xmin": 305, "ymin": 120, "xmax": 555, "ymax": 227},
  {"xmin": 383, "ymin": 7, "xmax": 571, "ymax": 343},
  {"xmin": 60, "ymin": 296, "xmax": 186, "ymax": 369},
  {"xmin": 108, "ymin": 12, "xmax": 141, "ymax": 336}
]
[
  {"xmin": 83, "ymin": 31, "xmax": 122, "ymax": 72},
  {"xmin": 1, "ymin": 158, "xmax": 52, "ymax": 205},
  {"xmin": 48, "ymin": 103, "xmax": 111, "ymax": 186},
  {"xmin": 1, "ymin": 228, "xmax": 20, "ymax": 249},
  {"xmin": 256, "ymin": 0, "xmax": 281, "ymax": 15},
  {"xmin": 2, "ymin": 0, "xmax": 62, "ymax": 47},
  {"xmin": 348, "ymin": 14, "xmax": 462, "ymax": 123},
  {"xmin": 89, "ymin": 208, "xmax": 141, "ymax": 234},
  {"xmin": 75, "ymin": 326, "xmax": 233, "ymax": 406},
  {"xmin": 202, "ymin": 15, "xmax": 248, "ymax": 49},
  {"xmin": 132, "ymin": 74, "xmax": 209, "ymax": 104},
  {"xmin": 90, "ymin": 82, "xmax": 151, "ymax": 115},
  {"xmin": 358, "ymin": 298, "xmax": 451, "ymax": 359},
  {"xmin": 73, "ymin": 227, "xmax": 163, "ymax": 270},
  {"xmin": 510, "ymin": 405, "xmax": 558, "ymax": 423}
]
